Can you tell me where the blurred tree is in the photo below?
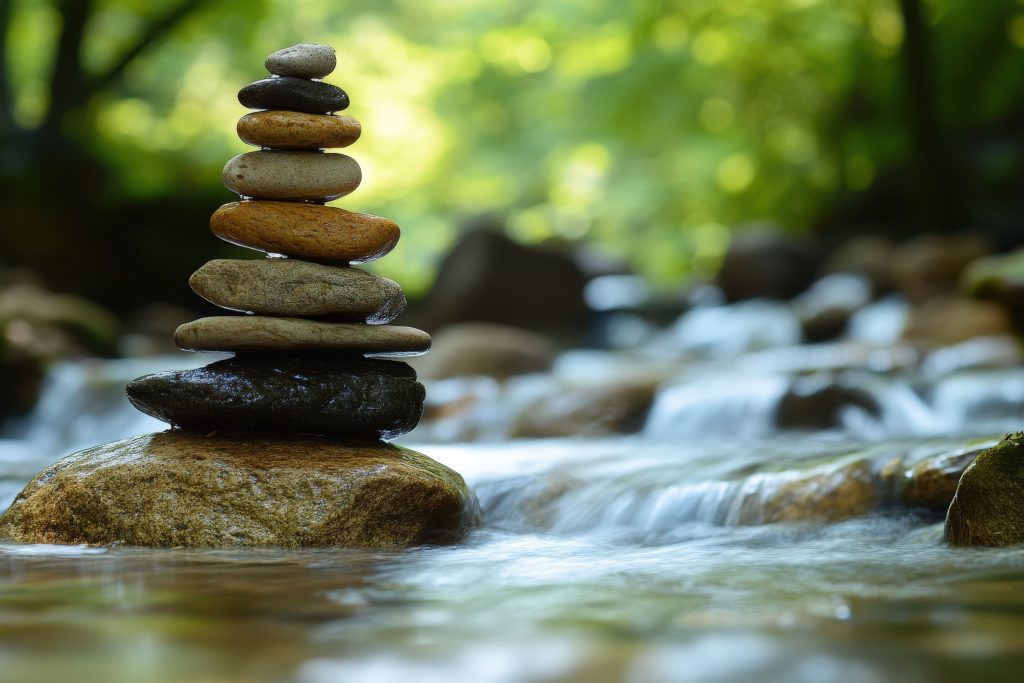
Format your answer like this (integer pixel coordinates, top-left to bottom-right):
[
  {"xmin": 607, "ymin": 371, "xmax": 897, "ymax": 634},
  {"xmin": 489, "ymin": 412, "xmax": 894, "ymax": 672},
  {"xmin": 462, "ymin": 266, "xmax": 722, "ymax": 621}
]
[{"xmin": 0, "ymin": 0, "xmax": 1021, "ymax": 312}]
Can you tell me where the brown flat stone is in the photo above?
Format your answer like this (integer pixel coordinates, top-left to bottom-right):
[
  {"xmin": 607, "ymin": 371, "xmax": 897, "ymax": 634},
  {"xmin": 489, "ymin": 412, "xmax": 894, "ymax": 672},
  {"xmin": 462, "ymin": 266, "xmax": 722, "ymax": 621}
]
[
  {"xmin": 237, "ymin": 111, "xmax": 361, "ymax": 149},
  {"xmin": 0, "ymin": 430, "xmax": 480, "ymax": 548},
  {"xmin": 223, "ymin": 151, "xmax": 361, "ymax": 201},
  {"xmin": 210, "ymin": 201, "xmax": 399, "ymax": 263},
  {"xmin": 175, "ymin": 316, "xmax": 431, "ymax": 356},
  {"xmin": 189, "ymin": 259, "xmax": 406, "ymax": 322}
]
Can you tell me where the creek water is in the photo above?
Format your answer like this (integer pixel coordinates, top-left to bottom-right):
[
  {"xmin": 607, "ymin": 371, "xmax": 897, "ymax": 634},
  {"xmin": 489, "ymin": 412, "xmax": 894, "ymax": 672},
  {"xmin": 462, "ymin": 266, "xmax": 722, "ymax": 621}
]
[{"xmin": 4, "ymin": 302, "xmax": 1024, "ymax": 681}]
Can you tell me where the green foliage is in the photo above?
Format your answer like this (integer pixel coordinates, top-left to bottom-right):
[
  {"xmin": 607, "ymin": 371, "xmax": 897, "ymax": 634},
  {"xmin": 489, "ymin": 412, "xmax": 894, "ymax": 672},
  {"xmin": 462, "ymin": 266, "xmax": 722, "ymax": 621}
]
[{"xmin": 2, "ymin": 0, "xmax": 1022, "ymax": 295}]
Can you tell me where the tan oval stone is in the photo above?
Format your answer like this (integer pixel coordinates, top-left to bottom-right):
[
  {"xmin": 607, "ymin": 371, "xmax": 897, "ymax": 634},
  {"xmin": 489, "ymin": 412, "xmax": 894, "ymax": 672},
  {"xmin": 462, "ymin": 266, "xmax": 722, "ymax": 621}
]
[
  {"xmin": 0, "ymin": 431, "xmax": 480, "ymax": 548},
  {"xmin": 210, "ymin": 201, "xmax": 399, "ymax": 263},
  {"xmin": 237, "ymin": 111, "xmax": 361, "ymax": 149},
  {"xmin": 189, "ymin": 259, "xmax": 406, "ymax": 322},
  {"xmin": 222, "ymin": 151, "xmax": 361, "ymax": 201},
  {"xmin": 175, "ymin": 316, "xmax": 431, "ymax": 356}
]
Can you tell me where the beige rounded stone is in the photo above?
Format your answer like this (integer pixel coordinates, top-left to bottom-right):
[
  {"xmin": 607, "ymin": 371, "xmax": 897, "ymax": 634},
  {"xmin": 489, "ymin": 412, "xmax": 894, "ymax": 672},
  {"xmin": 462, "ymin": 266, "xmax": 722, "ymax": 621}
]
[
  {"xmin": 237, "ymin": 111, "xmax": 361, "ymax": 149},
  {"xmin": 222, "ymin": 151, "xmax": 361, "ymax": 201},
  {"xmin": 190, "ymin": 259, "xmax": 406, "ymax": 322},
  {"xmin": 175, "ymin": 316, "xmax": 431, "ymax": 356},
  {"xmin": 210, "ymin": 201, "xmax": 399, "ymax": 263},
  {"xmin": 0, "ymin": 431, "xmax": 480, "ymax": 548}
]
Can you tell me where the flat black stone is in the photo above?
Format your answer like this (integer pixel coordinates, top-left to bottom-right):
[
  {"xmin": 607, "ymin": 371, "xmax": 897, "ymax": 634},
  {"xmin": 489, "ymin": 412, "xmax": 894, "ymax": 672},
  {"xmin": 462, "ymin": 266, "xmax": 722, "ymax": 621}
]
[
  {"xmin": 126, "ymin": 353, "xmax": 423, "ymax": 439},
  {"xmin": 238, "ymin": 77, "xmax": 349, "ymax": 114}
]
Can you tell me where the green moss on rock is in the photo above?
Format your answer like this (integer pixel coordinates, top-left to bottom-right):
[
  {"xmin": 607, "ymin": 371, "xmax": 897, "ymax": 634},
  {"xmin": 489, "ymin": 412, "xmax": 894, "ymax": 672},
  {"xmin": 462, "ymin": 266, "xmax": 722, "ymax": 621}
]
[
  {"xmin": 0, "ymin": 430, "xmax": 481, "ymax": 549},
  {"xmin": 945, "ymin": 433, "xmax": 1024, "ymax": 547}
]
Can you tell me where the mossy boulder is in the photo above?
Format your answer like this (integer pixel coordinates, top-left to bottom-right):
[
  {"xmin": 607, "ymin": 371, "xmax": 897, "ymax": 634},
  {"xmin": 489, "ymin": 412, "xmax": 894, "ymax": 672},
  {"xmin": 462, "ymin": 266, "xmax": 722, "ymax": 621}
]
[
  {"xmin": 946, "ymin": 433, "xmax": 1024, "ymax": 547},
  {"xmin": 0, "ymin": 430, "xmax": 481, "ymax": 548}
]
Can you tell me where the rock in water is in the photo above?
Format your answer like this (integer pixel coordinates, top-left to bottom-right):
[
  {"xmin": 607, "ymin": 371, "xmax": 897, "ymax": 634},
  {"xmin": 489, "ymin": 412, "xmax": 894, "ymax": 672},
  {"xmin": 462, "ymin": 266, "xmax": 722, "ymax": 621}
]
[
  {"xmin": 223, "ymin": 151, "xmax": 361, "ymax": 201},
  {"xmin": 0, "ymin": 431, "xmax": 480, "ymax": 548},
  {"xmin": 174, "ymin": 317, "xmax": 431, "ymax": 355},
  {"xmin": 265, "ymin": 43, "xmax": 337, "ymax": 79},
  {"xmin": 210, "ymin": 200, "xmax": 399, "ymax": 262},
  {"xmin": 238, "ymin": 77, "xmax": 349, "ymax": 114},
  {"xmin": 946, "ymin": 433, "xmax": 1024, "ymax": 547},
  {"xmin": 127, "ymin": 353, "xmax": 425, "ymax": 438},
  {"xmin": 189, "ymin": 259, "xmax": 406, "ymax": 322},
  {"xmin": 237, "ymin": 111, "xmax": 360, "ymax": 149}
]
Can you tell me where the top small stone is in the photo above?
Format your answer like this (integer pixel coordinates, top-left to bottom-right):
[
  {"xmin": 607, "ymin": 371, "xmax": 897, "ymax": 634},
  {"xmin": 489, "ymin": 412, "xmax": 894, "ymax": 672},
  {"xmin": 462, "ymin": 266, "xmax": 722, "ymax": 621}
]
[{"xmin": 265, "ymin": 43, "xmax": 337, "ymax": 79}]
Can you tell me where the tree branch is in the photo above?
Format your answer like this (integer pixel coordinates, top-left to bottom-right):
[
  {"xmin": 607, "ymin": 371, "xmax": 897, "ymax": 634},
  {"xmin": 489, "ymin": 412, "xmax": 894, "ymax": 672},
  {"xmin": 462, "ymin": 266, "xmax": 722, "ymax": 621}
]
[
  {"xmin": 898, "ymin": 0, "xmax": 963, "ymax": 232},
  {"xmin": 0, "ymin": 0, "xmax": 13, "ymax": 132},
  {"xmin": 85, "ymin": 0, "xmax": 207, "ymax": 97},
  {"xmin": 42, "ymin": 0, "xmax": 94, "ymax": 134}
]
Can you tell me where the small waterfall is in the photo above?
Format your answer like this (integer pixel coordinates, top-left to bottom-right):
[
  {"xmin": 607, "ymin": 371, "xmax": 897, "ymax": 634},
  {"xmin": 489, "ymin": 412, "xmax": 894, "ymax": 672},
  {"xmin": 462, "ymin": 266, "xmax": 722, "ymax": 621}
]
[
  {"xmin": 2, "ymin": 354, "xmax": 215, "ymax": 453},
  {"xmin": 644, "ymin": 375, "xmax": 790, "ymax": 438},
  {"xmin": 455, "ymin": 436, "xmax": 985, "ymax": 539}
]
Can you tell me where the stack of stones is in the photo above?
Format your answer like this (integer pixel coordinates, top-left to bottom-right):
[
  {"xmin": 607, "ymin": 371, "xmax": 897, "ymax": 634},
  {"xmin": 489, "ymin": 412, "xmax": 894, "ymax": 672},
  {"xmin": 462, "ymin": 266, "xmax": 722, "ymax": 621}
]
[{"xmin": 0, "ymin": 44, "xmax": 479, "ymax": 549}]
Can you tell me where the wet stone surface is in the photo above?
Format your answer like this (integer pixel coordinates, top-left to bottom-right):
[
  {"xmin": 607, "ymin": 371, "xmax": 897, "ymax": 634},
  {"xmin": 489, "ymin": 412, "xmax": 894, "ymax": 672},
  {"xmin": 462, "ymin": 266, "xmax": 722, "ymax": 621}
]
[
  {"xmin": 126, "ymin": 353, "xmax": 425, "ymax": 438},
  {"xmin": 0, "ymin": 430, "xmax": 479, "ymax": 548}
]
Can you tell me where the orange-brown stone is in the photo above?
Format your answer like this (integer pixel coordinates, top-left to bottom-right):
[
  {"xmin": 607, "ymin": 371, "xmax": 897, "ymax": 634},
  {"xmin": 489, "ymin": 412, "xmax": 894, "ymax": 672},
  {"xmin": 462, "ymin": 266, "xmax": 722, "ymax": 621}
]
[
  {"xmin": 210, "ymin": 200, "xmax": 399, "ymax": 263},
  {"xmin": 237, "ymin": 111, "xmax": 361, "ymax": 149}
]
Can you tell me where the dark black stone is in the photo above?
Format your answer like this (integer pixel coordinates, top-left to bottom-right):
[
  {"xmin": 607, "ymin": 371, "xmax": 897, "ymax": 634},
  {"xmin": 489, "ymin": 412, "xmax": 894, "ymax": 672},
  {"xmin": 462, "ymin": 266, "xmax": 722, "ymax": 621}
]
[
  {"xmin": 238, "ymin": 77, "xmax": 349, "ymax": 114},
  {"xmin": 127, "ymin": 353, "xmax": 423, "ymax": 439}
]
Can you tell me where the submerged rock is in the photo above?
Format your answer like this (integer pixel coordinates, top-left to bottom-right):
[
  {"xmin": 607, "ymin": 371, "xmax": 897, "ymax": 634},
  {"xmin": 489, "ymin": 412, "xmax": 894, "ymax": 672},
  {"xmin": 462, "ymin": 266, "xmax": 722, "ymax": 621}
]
[
  {"xmin": 735, "ymin": 459, "xmax": 879, "ymax": 525},
  {"xmin": 127, "ymin": 353, "xmax": 425, "ymax": 439},
  {"xmin": 0, "ymin": 431, "xmax": 480, "ymax": 548},
  {"xmin": 946, "ymin": 433, "xmax": 1024, "ymax": 547},
  {"xmin": 903, "ymin": 447, "xmax": 983, "ymax": 511}
]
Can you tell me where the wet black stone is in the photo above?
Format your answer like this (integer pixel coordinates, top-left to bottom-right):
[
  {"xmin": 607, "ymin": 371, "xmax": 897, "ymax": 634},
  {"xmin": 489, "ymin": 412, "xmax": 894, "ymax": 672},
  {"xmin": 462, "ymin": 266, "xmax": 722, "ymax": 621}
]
[
  {"xmin": 126, "ymin": 353, "xmax": 423, "ymax": 439},
  {"xmin": 238, "ymin": 77, "xmax": 349, "ymax": 114}
]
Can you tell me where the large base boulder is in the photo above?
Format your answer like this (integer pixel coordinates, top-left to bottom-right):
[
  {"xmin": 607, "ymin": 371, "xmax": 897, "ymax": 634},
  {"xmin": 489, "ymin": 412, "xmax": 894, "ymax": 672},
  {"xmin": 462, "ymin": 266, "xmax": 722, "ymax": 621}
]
[
  {"xmin": 0, "ymin": 430, "xmax": 480, "ymax": 548},
  {"xmin": 946, "ymin": 433, "xmax": 1024, "ymax": 547}
]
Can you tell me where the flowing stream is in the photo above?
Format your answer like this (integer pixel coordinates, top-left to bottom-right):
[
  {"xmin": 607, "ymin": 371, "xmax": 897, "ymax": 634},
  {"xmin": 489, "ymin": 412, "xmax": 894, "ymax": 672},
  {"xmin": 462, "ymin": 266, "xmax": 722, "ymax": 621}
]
[{"xmin": 3, "ymin": 321, "xmax": 1024, "ymax": 681}]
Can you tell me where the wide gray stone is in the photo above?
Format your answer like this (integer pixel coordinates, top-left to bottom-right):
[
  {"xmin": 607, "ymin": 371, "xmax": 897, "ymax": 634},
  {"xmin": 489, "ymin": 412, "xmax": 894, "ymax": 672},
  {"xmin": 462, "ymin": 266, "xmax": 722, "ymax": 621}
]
[
  {"xmin": 222, "ymin": 151, "xmax": 361, "ymax": 202},
  {"xmin": 174, "ymin": 317, "xmax": 431, "ymax": 355},
  {"xmin": 190, "ymin": 259, "xmax": 406, "ymax": 323}
]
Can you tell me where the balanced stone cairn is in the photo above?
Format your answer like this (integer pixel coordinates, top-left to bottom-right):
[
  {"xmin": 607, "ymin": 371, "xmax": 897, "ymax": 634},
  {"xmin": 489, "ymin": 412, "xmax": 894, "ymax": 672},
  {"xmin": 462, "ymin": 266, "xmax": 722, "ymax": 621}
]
[{"xmin": 0, "ymin": 44, "xmax": 480, "ymax": 549}]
